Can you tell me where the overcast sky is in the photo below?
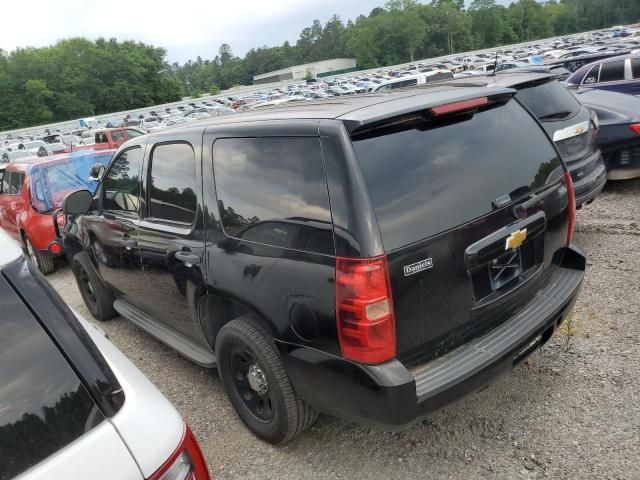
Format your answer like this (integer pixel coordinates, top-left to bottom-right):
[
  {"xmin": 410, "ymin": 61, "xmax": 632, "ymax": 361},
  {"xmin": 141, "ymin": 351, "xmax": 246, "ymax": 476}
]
[
  {"xmin": 0, "ymin": 0, "xmax": 387, "ymax": 64},
  {"xmin": 1, "ymin": 0, "xmax": 514, "ymax": 64}
]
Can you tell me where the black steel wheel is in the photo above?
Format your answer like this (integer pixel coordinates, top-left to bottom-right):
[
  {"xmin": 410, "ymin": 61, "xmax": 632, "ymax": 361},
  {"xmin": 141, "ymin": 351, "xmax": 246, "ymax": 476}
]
[
  {"xmin": 229, "ymin": 344, "xmax": 274, "ymax": 422},
  {"xmin": 216, "ymin": 318, "xmax": 317, "ymax": 444},
  {"xmin": 72, "ymin": 252, "xmax": 116, "ymax": 321}
]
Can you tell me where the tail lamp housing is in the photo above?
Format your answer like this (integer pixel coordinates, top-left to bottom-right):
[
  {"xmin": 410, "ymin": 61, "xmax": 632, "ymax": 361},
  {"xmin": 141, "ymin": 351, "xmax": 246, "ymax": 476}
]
[
  {"xmin": 630, "ymin": 123, "xmax": 640, "ymax": 136},
  {"xmin": 335, "ymin": 256, "xmax": 396, "ymax": 365},
  {"xmin": 147, "ymin": 424, "xmax": 210, "ymax": 480},
  {"xmin": 564, "ymin": 171, "xmax": 576, "ymax": 246}
]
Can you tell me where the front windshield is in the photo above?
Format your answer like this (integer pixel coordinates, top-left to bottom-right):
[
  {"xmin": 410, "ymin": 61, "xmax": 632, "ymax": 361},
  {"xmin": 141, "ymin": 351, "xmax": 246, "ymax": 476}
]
[{"xmin": 29, "ymin": 150, "xmax": 114, "ymax": 212}]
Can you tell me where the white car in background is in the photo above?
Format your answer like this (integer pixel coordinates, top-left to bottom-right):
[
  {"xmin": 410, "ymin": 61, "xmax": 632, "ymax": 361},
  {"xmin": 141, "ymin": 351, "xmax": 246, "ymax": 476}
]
[{"xmin": 0, "ymin": 229, "xmax": 210, "ymax": 480}]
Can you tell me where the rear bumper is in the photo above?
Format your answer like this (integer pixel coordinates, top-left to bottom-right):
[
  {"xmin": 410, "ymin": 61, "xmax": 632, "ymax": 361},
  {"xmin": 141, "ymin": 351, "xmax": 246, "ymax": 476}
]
[
  {"xmin": 571, "ymin": 152, "xmax": 607, "ymax": 206},
  {"xmin": 281, "ymin": 245, "xmax": 585, "ymax": 427}
]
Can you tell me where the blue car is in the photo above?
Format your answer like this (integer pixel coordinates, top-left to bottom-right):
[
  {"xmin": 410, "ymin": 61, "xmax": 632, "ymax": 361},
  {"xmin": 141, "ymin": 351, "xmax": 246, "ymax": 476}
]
[{"xmin": 565, "ymin": 53, "xmax": 640, "ymax": 96}]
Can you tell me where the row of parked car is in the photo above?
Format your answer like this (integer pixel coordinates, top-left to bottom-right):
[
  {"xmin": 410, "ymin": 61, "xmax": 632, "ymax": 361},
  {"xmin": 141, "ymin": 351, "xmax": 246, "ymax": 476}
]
[
  {"xmin": 2, "ymin": 24, "xmax": 640, "ymax": 480},
  {"xmin": 3, "ymin": 26, "xmax": 638, "ymax": 144}
]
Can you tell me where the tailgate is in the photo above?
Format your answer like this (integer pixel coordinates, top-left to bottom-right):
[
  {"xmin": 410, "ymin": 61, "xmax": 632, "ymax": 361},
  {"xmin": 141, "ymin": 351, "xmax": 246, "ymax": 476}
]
[{"xmin": 351, "ymin": 97, "xmax": 571, "ymax": 364}]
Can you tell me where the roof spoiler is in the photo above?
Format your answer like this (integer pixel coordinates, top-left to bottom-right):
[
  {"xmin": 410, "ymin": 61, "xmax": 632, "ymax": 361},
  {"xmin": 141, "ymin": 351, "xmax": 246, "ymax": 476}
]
[{"xmin": 344, "ymin": 88, "xmax": 515, "ymax": 135}]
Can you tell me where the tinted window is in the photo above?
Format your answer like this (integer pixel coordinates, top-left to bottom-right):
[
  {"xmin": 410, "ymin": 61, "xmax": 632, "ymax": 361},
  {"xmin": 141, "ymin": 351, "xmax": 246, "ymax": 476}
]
[
  {"xmin": 148, "ymin": 143, "xmax": 197, "ymax": 224},
  {"xmin": 111, "ymin": 130, "xmax": 125, "ymax": 142},
  {"xmin": 103, "ymin": 147, "xmax": 142, "ymax": 214},
  {"xmin": 2, "ymin": 171, "xmax": 25, "ymax": 195},
  {"xmin": 0, "ymin": 280, "xmax": 103, "ymax": 479},
  {"xmin": 395, "ymin": 79, "xmax": 418, "ymax": 89},
  {"xmin": 352, "ymin": 100, "xmax": 562, "ymax": 251},
  {"xmin": 598, "ymin": 60, "xmax": 625, "ymax": 82},
  {"xmin": 1, "ymin": 171, "xmax": 10, "ymax": 194},
  {"xmin": 213, "ymin": 138, "xmax": 333, "ymax": 254},
  {"xmin": 125, "ymin": 129, "xmax": 143, "ymax": 139},
  {"xmin": 516, "ymin": 80, "xmax": 581, "ymax": 120},
  {"xmin": 632, "ymin": 58, "xmax": 640, "ymax": 79},
  {"xmin": 583, "ymin": 65, "xmax": 600, "ymax": 84}
]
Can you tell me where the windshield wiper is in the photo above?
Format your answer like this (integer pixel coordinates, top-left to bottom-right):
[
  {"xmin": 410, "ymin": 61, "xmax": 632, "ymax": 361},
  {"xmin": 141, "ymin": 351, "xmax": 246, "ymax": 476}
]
[{"xmin": 538, "ymin": 110, "xmax": 572, "ymax": 120}]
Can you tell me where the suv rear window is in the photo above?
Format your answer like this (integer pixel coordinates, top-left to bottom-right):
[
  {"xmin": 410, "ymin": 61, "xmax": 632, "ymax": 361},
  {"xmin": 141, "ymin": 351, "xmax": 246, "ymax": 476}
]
[
  {"xmin": 352, "ymin": 99, "xmax": 561, "ymax": 251},
  {"xmin": 213, "ymin": 137, "xmax": 333, "ymax": 255},
  {"xmin": 515, "ymin": 80, "xmax": 581, "ymax": 120},
  {"xmin": 0, "ymin": 280, "xmax": 103, "ymax": 479}
]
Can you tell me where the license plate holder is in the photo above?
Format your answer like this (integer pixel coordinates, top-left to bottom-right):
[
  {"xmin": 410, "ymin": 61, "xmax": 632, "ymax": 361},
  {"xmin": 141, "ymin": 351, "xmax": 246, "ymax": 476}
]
[{"xmin": 489, "ymin": 249, "xmax": 523, "ymax": 291}]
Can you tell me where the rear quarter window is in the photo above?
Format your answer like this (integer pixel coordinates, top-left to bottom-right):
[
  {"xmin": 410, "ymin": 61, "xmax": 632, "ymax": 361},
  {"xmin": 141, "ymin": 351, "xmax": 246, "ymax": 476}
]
[
  {"xmin": 212, "ymin": 137, "xmax": 333, "ymax": 255},
  {"xmin": 351, "ymin": 99, "xmax": 562, "ymax": 251},
  {"xmin": 0, "ymin": 280, "xmax": 103, "ymax": 479},
  {"xmin": 632, "ymin": 57, "xmax": 640, "ymax": 79},
  {"xmin": 598, "ymin": 59, "xmax": 625, "ymax": 82}
]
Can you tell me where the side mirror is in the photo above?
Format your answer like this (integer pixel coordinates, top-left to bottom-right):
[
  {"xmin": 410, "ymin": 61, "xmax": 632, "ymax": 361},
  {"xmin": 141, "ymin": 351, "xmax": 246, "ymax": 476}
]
[
  {"xmin": 63, "ymin": 189, "xmax": 93, "ymax": 216},
  {"xmin": 89, "ymin": 163, "xmax": 105, "ymax": 182}
]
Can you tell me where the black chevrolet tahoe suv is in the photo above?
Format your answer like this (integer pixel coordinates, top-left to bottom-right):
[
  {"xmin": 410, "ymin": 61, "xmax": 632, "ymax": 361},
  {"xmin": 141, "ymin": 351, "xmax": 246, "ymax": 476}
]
[
  {"xmin": 60, "ymin": 86, "xmax": 585, "ymax": 444},
  {"xmin": 439, "ymin": 72, "xmax": 607, "ymax": 207}
]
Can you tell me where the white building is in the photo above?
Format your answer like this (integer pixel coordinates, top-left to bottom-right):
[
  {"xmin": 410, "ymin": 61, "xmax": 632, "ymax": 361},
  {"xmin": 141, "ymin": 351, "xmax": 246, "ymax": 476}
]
[{"xmin": 253, "ymin": 58, "xmax": 357, "ymax": 85}]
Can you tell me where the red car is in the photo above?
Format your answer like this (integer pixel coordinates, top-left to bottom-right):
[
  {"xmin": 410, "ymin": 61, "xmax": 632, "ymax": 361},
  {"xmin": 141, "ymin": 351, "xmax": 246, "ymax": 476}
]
[{"xmin": 0, "ymin": 150, "xmax": 114, "ymax": 274}]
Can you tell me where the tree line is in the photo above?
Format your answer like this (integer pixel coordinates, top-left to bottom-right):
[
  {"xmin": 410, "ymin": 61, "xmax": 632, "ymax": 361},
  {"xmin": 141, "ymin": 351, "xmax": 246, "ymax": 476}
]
[{"xmin": 1, "ymin": 0, "xmax": 639, "ymax": 130}]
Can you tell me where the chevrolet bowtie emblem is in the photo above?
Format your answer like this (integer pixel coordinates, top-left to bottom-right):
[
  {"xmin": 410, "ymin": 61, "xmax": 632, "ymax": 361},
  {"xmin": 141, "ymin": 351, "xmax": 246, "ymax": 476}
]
[
  {"xmin": 505, "ymin": 228, "xmax": 527, "ymax": 251},
  {"xmin": 574, "ymin": 126, "xmax": 585, "ymax": 135}
]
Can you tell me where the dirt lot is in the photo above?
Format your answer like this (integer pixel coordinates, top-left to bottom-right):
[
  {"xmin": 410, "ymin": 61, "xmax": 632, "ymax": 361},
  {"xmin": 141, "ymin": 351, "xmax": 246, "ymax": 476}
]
[{"xmin": 47, "ymin": 178, "xmax": 640, "ymax": 480}]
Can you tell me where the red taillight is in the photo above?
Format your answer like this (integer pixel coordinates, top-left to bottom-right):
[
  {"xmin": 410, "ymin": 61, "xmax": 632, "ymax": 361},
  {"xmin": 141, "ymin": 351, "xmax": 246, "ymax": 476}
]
[
  {"xmin": 148, "ymin": 424, "xmax": 210, "ymax": 480},
  {"xmin": 430, "ymin": 97, "xmax": 489, "ymax": 117},
  {"xmin": 335, "ymin": 256, "xmax": 396, "ymax": 364},
  {"xmin": 564, "ymin": 171, "xmax": 576, "ymax": 246},
  {"xmin": 629, "ymin": 124, "xmax": 640, "ymax": 136},
  {"xmin": 49, "ymin": 242, "xmax": 62, "ymax": 255}
]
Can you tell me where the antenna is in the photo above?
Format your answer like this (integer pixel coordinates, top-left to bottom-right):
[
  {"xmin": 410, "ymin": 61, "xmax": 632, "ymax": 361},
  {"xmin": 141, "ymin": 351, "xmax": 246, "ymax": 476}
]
[{"xmin": 492, "ymin": 50, "xmax": 500, "ymax": 76}]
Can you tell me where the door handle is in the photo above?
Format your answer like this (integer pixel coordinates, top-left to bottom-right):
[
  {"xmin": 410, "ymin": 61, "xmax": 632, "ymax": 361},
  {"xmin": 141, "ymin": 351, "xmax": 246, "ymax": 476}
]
[
  {"xmin": 175, "ymin": 250, "xmax": 201, "ymax": 267},
  {"xmin": 118, "ymin": 236, "xmax": 137, "ymax": 250}
]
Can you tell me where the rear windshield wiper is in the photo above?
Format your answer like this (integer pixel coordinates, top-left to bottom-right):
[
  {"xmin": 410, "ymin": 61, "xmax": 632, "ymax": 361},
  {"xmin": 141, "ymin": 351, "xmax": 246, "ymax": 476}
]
[{"xmin": 538, "ymin": 111, "xmax": 572, "ymax": 120}]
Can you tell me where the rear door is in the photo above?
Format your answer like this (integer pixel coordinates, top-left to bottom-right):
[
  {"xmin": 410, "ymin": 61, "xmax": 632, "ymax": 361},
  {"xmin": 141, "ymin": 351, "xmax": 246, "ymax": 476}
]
[
  {"xmin": 136, "ymin": 138, "xmax": 208, "ymax": 342},
  {"xmin": 350, "ymin": 97, "xmax": 570, "ymax": 365}
]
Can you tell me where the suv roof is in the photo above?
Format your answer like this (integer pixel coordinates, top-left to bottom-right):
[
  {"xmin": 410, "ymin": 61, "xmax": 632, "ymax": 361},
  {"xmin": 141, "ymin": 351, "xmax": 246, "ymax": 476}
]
[{"xmin": 159, "ymin": 86, "xmax": 515, "ymax": 133}]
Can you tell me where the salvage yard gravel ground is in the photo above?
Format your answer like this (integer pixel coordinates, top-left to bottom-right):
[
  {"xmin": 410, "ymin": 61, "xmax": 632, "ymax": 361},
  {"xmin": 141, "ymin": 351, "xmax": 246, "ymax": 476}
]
[{"xmin": 48, "ymin": 178, "xmax": 640, "ymax": 480}]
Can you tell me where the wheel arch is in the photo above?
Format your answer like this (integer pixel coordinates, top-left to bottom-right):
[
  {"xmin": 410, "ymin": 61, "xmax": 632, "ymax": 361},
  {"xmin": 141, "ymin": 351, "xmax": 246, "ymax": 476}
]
[{"xmin": 198, "ymin": 291, "xmax": 278, "ymax": 352}]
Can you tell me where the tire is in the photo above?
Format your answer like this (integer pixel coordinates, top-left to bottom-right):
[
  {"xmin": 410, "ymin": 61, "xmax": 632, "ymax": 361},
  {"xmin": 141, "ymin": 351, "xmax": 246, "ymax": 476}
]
[
  {"xmin": 72, "ymin": 251, "xmax": 116, "ymax": 321},
  {"xmin": 215, "ymin": 318, "xmax": 317, "ymax": 444},
  {"xmin": 25, "ymin": 236, "xmax": 55, "ymax": 275}
]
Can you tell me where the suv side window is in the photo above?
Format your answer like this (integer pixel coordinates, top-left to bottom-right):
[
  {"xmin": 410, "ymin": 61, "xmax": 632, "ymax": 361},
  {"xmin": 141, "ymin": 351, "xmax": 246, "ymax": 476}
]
[
  {"xmin": 125, "ymin": 129, "xmax": 143, "ymax": 139},
  {"xmin": 212, "ymin": 137, "xmax": 333, "ymax": 255},
  {"xmin": 111, "ymin": 130, "xmax": 125, "ymax": 142},
  {"xmin": 583, "ymin": 65, "xmax": 600, "ymax": 84},
  {"xmin": 632, "ymin": 58, "xmax": 640, "ymax": 79},
  {"xmin": 2, "ymin": 171, "xmax": 24, "ymax": 195},
  {"xmin": 598, "ymin": 60, "xmax": 625, "ymax": 82},
  {"xmin": 102, "ymin": 147, "xmax": 142, "ymax": 214},
  {"xmin": 1, "ymin": 171, "xmax": 10, "ymax": 194},
  {"xmin": 148, "ymin": 143, "xmax": 197, "ymax": 225}
]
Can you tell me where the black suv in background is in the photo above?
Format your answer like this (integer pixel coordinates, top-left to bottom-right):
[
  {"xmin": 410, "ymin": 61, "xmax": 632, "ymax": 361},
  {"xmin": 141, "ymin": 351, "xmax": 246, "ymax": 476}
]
[
  {"xmin": 61, "ymin": 87, "xmax": 585, "ymax": 444},
  {"xmin": 441, "ymin": 72, "xmax": 607, "ymax": 207}
]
